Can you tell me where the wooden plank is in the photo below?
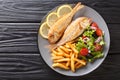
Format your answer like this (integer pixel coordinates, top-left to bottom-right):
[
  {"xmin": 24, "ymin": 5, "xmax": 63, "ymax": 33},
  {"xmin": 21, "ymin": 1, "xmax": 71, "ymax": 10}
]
[
  {"xmin": 0, "ymin": 23, "xmax": 119, "ymax": 54},
  {"xmin": 0, "ymin": 0, "xmax": 119, "ymax": 23},
  {"xmin": 108, "ymin": 24, "xmax": 120, "ymax": 54},
  {"xmin": 0, "ymin": 53, "xmax": 48, "ymax": 79},
  {"xmin": 0, "ymin": 53, "xmax": 119, "ymax": 80},
  {"xmin": 0, "ymin": 23, "xmax": 39, "ymax": 53}
]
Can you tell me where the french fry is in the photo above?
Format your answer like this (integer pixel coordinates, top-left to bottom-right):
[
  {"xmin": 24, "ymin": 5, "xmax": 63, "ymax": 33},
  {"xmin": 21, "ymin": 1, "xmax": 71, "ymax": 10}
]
[
  {"xmin": 54, "ymin": 58, "xmax": 70, "ymax": 63},
  {"xmin": 66, "ymin": 61, "xmax": 70, "ymax": 67},
  {"xmin": 74, "ymin": 52, "xmax": 78, "ymax": 58},
  {"xmin": 52, "ymin": 63, "xmax": 69, "ymax": 70},
  {"xmin": 73, "ymin": 47, "xmax": 78, "ymax": 54},
  {"xmin": 51, "ymin": 56, "xmax": 64, "ymax": 60},
  {"xmin": 76, "ymin": 64, "xmax": 83, "ymax": 69},
  {"xmin": 75, "ymin": 62, "xmax": 80, "ymax": 67},
  {"xmin": 74, "ymin": 58, "xmax": 86, "ymax": 65},
  {"xmin": 73, "ymin": 52, "xmax": 76, "ymax": 58},
  {"xmin": 65, "ymin": 42, "xmax": 71, "ymax": 48},
  {"xmin": 54, "ymin": 52, "xmax": 63, "ymax": 56},
  {"xmin": 70, "ymin": 44, "xmax": 78, "ymax": 54},
  {"xmin": 57, "ymin": 48, "xmax": 69, "ymax": 57},
  {"xmin": 53, "ymin": 49, "xmax": 69, "ymax": 57},
  {"xmin": 57, "ymin": 47, "xmax": 65, "ymax": 53},
  {"xmin": 70, "ymin": 52, "xmax": 73, "ymax": 57},
  {"xmin": 59, "ymin": 46, "xmax": 69, "ymax": 53},
  {"xmin": 67, "ymin": 48, "xmax": 72, "ymax": 52},
  {"xmin": 64, "ymin": 43, "xmax": 70, "ymax": 48},
  {"xmin": 71, "ymin": 54, "xmax": 75, "ymax": 72},
  {"xmin": 52, "ymin": 50, "xmax": 63, "ymax": 56},
  {"xmin": 63, "ymin": 53, "xmax": 70, "ymax": 58},
  {"xmin": 62, "ymin": 46, "xmax": 72, "ymax": 53},
  {"xmin": 75, "ymin": 62, "xmax": 83, "ymax": 69},
  {"xmin": 52, "ymin": 50, "xmax": 58, "ymax": 54}
]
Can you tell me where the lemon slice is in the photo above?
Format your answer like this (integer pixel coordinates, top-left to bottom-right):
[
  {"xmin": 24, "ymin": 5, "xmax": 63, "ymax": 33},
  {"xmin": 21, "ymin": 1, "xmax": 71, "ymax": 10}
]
[
  {"xmin": 39, "ymin": 22, "xmax": 50, "ymax": 39},
  {"xmin": 57, "ymin": 5, "xmax": 72, "ymax": 17},
  {"xmin": 46, "ymin": 12, "xmax": 58, "ymax": 27}
]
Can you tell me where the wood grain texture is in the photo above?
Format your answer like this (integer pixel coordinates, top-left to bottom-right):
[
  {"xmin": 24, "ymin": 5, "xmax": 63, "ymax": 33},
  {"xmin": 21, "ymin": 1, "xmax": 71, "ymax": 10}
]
[
  {"xmin": 0, "ymin": 0, "xmax": 119, "ymax": 23},
  {"xmin": 0, "ymin": 23, "xmax": 38, "ymax": 53}
]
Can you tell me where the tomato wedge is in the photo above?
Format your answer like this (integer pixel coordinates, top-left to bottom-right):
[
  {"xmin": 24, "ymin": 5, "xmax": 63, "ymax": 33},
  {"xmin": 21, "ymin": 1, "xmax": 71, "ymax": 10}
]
[
  {"xmin": 80, "ymin": 48, "xmax": 89, "ymax": 56},
  {"xmin": 96, "ymin": 28, "xmax": 103, "ymax": 36},
  {"xmin": 91, "ymin": 22, "xmax": 99, "ymax": 29}
]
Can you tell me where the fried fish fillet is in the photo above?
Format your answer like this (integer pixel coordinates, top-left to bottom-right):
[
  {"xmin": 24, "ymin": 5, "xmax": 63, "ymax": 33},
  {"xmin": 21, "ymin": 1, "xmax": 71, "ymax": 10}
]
[
  {"xmin": 48, "ymin": 2, "xmax": 84, "ymax": 43},
  {"xmin": 50, "ymin": 17, "xmax": 92, "ymax": 50}
]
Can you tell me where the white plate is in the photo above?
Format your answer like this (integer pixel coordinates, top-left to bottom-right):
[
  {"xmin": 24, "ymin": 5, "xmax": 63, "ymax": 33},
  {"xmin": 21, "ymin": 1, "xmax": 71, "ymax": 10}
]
[{"xmin": 38, "ymin": 4, "xmax": 110, "ymax": 76}]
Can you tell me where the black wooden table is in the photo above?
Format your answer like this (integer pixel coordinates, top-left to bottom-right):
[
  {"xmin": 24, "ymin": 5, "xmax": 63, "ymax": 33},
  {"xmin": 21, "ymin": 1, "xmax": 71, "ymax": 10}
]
[{"xmin": 0, "ymin": 0, "xmax": 120, "ymax": 80}]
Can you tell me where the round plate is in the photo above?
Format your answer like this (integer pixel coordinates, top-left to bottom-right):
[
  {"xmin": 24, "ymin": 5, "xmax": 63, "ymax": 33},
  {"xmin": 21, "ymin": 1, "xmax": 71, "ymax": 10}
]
[{"xmin": 38, "ymin": 4, "xmax": 110, "ymax": 76}]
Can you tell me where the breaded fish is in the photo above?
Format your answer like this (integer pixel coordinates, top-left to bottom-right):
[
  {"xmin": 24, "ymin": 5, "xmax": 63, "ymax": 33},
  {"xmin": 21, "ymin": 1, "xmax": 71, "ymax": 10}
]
[
  {"xmin": 48, "ymin": 2, "xmax": 84, "ymax": 43},
  {"xmin": 50, "ymin": 17, "xmax": 92, "ymax": 50}
]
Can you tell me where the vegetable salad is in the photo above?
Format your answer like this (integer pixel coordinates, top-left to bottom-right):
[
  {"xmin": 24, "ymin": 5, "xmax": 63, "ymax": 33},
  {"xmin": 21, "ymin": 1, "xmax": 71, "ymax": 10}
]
[{"xmin": 76, "ymin": 22, "xmax": 105, "ymax": 62}]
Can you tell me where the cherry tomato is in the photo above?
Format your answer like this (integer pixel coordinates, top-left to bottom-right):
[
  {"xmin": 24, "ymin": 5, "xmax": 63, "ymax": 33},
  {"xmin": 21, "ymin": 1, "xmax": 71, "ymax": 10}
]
[
  {"xmin": 80, "ymin": 48, "xmax": 89, "ymax": 56},
  {"xmin": 94, "ymin": 43, "xmax": 102, "ymax": 51},
  {"xmin": 96, "ymin": 28, "xmax": 103, "ymax": 36},
  {"xmin": 91, "ymin": 22, "xmax": 99, "ymax": 29}
]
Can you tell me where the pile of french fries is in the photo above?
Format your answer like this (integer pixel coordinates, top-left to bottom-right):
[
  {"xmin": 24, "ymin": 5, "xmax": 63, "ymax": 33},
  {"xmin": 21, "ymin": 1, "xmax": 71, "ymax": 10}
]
[{"xmin": 51, "ymin": 42, "xmax": 86, "ymax": 72}]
